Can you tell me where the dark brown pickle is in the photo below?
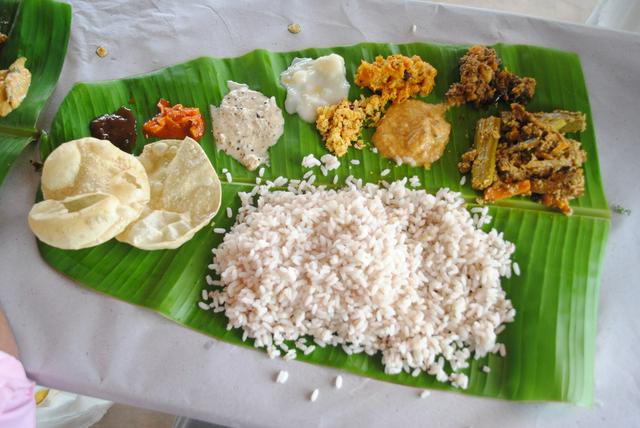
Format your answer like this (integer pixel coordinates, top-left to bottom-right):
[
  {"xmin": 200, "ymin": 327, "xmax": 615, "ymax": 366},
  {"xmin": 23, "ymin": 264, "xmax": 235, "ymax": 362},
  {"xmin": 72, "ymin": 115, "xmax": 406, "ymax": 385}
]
[{"xmin": 90, "ymin": 107, "xmax": 137, "ymax": 153}]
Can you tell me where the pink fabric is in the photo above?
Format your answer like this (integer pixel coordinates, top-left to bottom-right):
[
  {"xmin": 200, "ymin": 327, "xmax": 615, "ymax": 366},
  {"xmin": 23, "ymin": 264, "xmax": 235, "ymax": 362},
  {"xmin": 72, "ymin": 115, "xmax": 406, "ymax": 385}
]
[{"xmin": 0, "ymin": 351, "xmax": 35, "ymax": 428}]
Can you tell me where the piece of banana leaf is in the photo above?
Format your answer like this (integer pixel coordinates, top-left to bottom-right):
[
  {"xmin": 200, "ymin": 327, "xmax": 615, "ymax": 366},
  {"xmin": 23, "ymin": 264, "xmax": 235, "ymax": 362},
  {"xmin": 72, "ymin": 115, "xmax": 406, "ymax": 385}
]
[
  {"xmin": 0, "ymin": 0, "xmax": 71, "ymax": 186},
  {"xmin": 40, "ymin": 42, "xmax": 610, "ymax": 405}
]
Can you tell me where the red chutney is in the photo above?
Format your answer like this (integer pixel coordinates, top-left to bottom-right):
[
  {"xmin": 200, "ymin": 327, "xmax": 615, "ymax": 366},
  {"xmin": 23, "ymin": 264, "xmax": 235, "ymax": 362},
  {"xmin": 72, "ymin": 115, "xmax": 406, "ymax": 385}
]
[{"xmin": 142, "ymin": 99, "xmax": 205, "ymax": 141}]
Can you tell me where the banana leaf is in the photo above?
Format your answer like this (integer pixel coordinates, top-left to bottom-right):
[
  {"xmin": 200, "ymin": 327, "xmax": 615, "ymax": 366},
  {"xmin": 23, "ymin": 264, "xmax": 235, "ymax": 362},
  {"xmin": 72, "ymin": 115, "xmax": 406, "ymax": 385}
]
[
  {"xmin": 40, "ymin": 42, "xmax": 610, "ymax": 405},
  {"xmin": 0, "ymin": 0, "xmax": 71, "ymax": 185}
]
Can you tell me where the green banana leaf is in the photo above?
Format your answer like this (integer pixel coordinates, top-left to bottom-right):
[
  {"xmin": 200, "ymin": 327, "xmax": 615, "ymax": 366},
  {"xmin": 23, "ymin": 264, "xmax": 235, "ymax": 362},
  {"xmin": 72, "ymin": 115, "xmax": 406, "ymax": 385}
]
[
  {"xmin": 40, "ymin": 42, "xmax": 610, "ymax": 405},
  {"xmin": 0, "ymin": 0, "xmax": 71, "ymax": 185}
]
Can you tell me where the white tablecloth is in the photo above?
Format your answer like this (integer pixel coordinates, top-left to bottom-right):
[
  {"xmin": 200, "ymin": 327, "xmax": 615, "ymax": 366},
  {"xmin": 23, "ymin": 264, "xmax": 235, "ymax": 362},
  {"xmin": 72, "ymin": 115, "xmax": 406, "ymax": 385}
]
[{"xmin": 2, "ymin": 1, "xmax": 639, "ymax": 426}]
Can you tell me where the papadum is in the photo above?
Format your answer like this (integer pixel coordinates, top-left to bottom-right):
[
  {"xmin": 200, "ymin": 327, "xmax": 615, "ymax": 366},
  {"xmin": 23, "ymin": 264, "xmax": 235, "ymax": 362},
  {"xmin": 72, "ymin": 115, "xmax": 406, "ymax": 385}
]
[
  {"xmin": 116, "ymin": 137, "xmax": 221, "ymax": 250},
  {"xmin": 29, "ymin": 193, "xmax": 133, "ymax": 250},
  {"xmin": 29, "ymin": 137, "xmax": 150, "ymax": 249}
]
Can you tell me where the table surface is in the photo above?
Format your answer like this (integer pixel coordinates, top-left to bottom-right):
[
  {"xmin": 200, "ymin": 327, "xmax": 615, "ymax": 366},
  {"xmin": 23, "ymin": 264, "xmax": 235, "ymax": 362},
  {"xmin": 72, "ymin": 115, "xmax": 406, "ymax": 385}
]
[{"xmin": 2, "ymin": 1, "xmax": 640, "ymax": 426}]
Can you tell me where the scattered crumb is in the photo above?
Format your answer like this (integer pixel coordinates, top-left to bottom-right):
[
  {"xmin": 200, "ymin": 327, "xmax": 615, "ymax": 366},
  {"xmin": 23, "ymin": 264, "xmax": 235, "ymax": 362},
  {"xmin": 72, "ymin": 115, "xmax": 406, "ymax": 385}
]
[
  {"xmin": 96, "ymin": 46, "xmax": 108, "ymax": 58},
  {"xmin": 287, "ymin": 23, "xmax": 301, "ymax": 34},
  {"xmin": 0, "ymin": 32, "xmax": 8, "ymax": 44},
  {"xmin": 29, "ymin": 160, "xmax": 43, "ymax": 172},
  {"xmin": 612, "ymin": 204, "xmax": 631, "ymax": 216}
]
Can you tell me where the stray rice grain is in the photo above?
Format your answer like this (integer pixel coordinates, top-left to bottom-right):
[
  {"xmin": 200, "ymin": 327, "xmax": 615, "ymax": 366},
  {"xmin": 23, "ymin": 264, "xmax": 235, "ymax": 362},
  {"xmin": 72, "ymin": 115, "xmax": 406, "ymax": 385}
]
[
  {"xmin": 276, "ymin": 370, "xmax": 289, "ymax": 384},
  {"xmin": 512, "ymin": 262, "xmax": 521, "ymax": 276},
  {"xmin": 335, "ymin": 375, "xmax": 343, "ymax": 389}
]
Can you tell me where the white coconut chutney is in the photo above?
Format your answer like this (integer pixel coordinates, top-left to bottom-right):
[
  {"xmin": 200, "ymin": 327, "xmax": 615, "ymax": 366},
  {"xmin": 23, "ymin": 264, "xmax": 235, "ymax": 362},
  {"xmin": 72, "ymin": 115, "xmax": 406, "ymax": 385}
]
[{"xmin": 210, "ymin": 81, "xmax": 284, "ymax": 171}]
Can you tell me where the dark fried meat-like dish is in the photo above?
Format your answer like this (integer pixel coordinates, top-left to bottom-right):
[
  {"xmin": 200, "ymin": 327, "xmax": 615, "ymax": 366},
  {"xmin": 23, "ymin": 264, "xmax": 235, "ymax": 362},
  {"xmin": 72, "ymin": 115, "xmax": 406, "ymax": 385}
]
[
  {"xmin": 494, "ymin": 69, "xmax": 536, "ymax": 103},
  {"xmin": 459, "ymin": 103, "xmax": 588, "ymax": 215},
  {"xmin": 446, "ymin": 45, "xmax": 536, "ymax": 107}
]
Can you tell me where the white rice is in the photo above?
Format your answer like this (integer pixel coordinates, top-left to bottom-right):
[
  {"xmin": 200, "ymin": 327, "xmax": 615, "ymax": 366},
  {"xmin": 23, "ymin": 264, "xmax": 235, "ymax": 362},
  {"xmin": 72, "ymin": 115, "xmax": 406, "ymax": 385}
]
[
  {"xmin": 226, "ymin": 207, "xmax": 233, "ymax": 218},
  {"xmin": 380, "ymin": 169, "xmax": 391, "ymax": 177},
  {"xmin": 210, "ymin": 179, "xmax": 516, "ymax": 389},
  {"xmin": 225, "ymin": 172, "xmax": 233, "ymax": 183},
  {"xmin": 201, "ymin": 289, "xmax": 209, "ymax": 301},
  {"xmin": 255, "ymin": 177, "xmax": 262, "ymax": 185},
  {"xmin": 371, "ymin": 147, "xmax": 378, "ymax": 154},
  {"xmin": 268, "ymin": 348, "xmax": 281, "ymax": 359},
  {"xmin": 206, "ymin": 276, "xmax": 222, "ymax": 286},
  {"xmin": 449, "ymin": 373, "xmax": 469, "ymax": 389},
  {"xmin": 350, "ymin": 159, "xmax": 360, "ymax": 165},
  {"xmin": 335, "ymin": 375, "xmax": 343, "ymax": 389},
  {"xmin": 303, "ymin": 170, "xmax": 314, "ymax": 180},
  {"xmin": 302, "ymin": 154, "xmax": 321, "ymax": 168},
  {"xmin": 409, "ymin": 175, "xmax": 421, "ymax": 188},
  {"xmin": 333, "ymin": 175, "xmax": 339, "ymax": 185},
  {"xmin": 512, "ymin": 262, "xmax": 521, "ymax": 276},
  {"xmin": 499, "ymin": 343, "xmax": 507, "ymax": 357},
  {"xmin": 198, "ymin": 302, "xmax": 209, "ymax": 311},
  {"xmin": 259, "ymin": 167, "xmax": 265, "ymax": 177},
  {"xmin": 419, "ymin": 390, "xmax": 431, "ymax": 398},
  {"xmin": 482, "ymin": 365, "xmax": 491, "ymax": 373},
  {"xmin": 459, "ymin": 175, "xmax": 466, "ymax": 186},
  {"xmin": 470, "ymin": 206, "xmax": 492, "ymax": 228},
  {"xmin": 276, "ymin": 370, "xmax": 289, "ymax": 384},
  {"xmin": 320, "ymin": 166, "xmax": 328, "ymax": 176},
  {"xmin": 222, "ymin": 168, "xmax": 228, "ymax": 173},
  {"xmin": 320, "ymin": 154, "xmax": 341, "ymax": 171},
  {"xmin": 273, "ymin": 176, "xmax": 288, "ymax": 187},
  {"xmin": 283, "ymin": 349, "xmax": 297, "ymax": 361},
  {"xmin": 310, "ymin": 389, "xmax": 319, "ymax": 402},
  {"xmin": 411, "ymin": 24, "xmax": 417, "ymax": 33},
  {"xmin": 213, "ymin": 228, "xmax": 226, "ymax": 234}
]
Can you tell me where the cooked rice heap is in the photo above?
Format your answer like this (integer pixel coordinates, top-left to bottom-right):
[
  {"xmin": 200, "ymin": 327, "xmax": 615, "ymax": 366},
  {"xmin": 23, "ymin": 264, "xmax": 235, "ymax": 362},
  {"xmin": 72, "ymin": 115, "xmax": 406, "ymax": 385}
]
[{"xmin": 209, "ymin": 178, "xmax": 516, "ymax": 389}]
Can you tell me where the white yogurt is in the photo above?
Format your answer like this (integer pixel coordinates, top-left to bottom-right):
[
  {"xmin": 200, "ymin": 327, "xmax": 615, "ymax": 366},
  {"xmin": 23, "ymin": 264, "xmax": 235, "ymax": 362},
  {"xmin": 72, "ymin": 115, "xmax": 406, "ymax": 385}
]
[{"xmin": 280, "ymin": 53, "xmax": 350, "ymax": 123}]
